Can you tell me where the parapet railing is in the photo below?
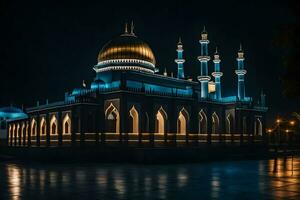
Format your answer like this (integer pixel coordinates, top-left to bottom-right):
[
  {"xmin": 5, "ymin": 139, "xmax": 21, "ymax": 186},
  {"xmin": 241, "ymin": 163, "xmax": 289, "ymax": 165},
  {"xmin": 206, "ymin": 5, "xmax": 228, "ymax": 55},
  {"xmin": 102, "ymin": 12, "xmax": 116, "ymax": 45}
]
[{"xmin": 8, "ymin": 132, "xmax": 265, "ymax": 148}]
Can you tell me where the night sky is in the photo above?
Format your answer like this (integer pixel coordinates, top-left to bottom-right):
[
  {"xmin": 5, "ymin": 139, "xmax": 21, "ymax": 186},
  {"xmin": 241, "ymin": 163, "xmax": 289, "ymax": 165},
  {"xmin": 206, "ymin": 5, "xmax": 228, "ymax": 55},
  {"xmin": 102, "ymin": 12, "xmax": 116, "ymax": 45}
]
[{"xmin": 0, "ymin": 0, "xmax": 298, "ymax": 124}]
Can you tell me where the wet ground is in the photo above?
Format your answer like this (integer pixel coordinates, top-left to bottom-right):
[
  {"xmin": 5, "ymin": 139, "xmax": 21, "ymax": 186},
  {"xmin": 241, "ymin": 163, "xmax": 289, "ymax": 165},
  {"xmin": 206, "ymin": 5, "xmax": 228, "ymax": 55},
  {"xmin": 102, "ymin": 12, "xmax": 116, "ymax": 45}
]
[{"xmin": 1, "ymin": 156, "xmax": 300, "ymax": 199}]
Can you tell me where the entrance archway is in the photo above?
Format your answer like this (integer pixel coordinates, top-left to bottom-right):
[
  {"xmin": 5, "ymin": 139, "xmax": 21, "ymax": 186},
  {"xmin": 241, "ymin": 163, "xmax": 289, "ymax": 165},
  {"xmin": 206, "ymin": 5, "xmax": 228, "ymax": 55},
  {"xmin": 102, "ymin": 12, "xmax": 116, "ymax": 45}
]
[
  {"xmin": 105, "ymin": 103, "xmax": 120, "ymax": 133},
  {"xmin": 129, "ymin": 106, "xmax": 139, "ymax": 133},
  {"xmin": 198, "ymin": 110, "xmax": 207, "ymax": 134},
  {"xmin": 156, "ymin": 107, "xmax": 167, "ymax": 134},
  {"xmin": 177, "ymin": 108, "xmax": 189, "ymax": 134},
  {"xmin": 212, "ymin": 112, "xmax": 220, "ymax": 134}
]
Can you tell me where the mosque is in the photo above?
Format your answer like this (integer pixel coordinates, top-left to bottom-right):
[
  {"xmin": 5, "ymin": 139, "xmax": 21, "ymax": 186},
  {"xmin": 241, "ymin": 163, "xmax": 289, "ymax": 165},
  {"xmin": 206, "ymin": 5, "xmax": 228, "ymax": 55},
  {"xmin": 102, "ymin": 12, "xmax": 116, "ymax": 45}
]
[{"xmin": 6, "ymin": 23, "xmax": 268, "ymax": 147}]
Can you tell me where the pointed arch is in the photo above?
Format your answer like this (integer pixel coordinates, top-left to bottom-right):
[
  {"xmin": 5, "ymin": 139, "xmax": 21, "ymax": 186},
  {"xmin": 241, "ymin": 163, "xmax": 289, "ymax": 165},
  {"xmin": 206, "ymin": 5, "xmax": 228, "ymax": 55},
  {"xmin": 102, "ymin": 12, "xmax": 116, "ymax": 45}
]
[
  {"xmin": 40, "ymin": 117, "xmax": 47, "ymax": 135},
  {"xmin": 62, "ymin": 113, "xmax": 71, "ymax": 134},
  {"xmin": 8, "ymin": 125, "xmax": 12, "ymax": 145},
  {"xmin": 16, "ymin": 124, "xmax": 20, "ymax": 145},
  {"xmin": 12, "ymin": 124, "xmax": 17, "ymax": 145},
  {"xmin": 105, "ymin": 103, "xmax": 120, "ymax": 133},
  {"xmin": 129, "ymin": 106, "xmax": 139, "ymax": 133},
  {"xmin": 16, "ymin": 124, "xmax": 20, "ymax": 138},
  {"xmin": 226, "ymin": 114, "xmax": 234, "ymax": 134},
  {"xmin": 254, "ymin": 118, "xmax": 262, "ymax": 136},
  {"xmin": 25, "ymin": 123, "xmax": 29, "ymax": 145},
  {"xmin": 21, "ymin": 123, "xmax": 25, "ymax": 145},
  {"xmin": 198, "ymin": 109, "xmax": 207, "ymax": 134},
  {"xmin": 31, "ymin": 118, "xmax": 37, "ymax": 136},
  {"xmin": 212, "ymin": 112, "xmax": 220, "ymax": 134},
  {"xmin": 50, "ymin": 115, "xmax": 58, "ymax": 135},
  {"xmin": 177, "ymin": 107, "xmax": 189, "ymax": 134},
  {"xmin": 155, "ymin": 107, "xmax": 168, "ymax": 134}
]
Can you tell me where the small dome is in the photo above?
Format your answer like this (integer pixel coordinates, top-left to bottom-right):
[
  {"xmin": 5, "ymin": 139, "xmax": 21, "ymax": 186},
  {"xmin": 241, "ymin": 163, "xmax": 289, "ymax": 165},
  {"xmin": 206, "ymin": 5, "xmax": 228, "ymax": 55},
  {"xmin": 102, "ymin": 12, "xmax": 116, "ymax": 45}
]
[{"xmin": 0, "ymin": 107, "xmax": 27, "ymax": 120}]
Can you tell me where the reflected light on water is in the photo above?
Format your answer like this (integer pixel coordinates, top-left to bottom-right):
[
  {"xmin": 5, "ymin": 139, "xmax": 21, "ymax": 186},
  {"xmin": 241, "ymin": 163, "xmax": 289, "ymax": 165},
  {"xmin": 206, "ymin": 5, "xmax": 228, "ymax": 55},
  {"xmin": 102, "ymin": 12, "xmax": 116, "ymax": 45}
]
[
  {"xmin": 2, "ymin": 156, "xmax": 300, "ymax": 200},
  {"xmin": 7, "ymin": 165, "xmax": 21, "ymax": 200},
  {"xmin": 177, "ymin": 169, "xmax": 188, "ymax": 188},
  {"xmin": 211, "ymin": 172, "xmax": 220, "ymax": 199},
  {"xmin": 158, "ymin": 174, "xmax": 167, "ymax": 199}
]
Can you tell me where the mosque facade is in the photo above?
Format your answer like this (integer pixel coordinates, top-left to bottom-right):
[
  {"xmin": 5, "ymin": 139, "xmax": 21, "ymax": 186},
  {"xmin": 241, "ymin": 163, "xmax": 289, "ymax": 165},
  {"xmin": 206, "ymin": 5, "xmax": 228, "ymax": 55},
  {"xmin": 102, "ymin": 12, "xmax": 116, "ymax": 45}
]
[{"xmin": 6, "ymin": 24, "xmax": 268, "ymax": 147}]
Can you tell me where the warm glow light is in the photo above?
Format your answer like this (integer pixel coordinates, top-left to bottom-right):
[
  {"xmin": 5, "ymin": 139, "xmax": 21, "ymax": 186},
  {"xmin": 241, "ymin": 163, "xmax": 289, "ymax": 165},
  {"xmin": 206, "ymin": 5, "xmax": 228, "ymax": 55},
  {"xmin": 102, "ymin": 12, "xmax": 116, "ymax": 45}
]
[
  {"xmin": 267, "ymin": 129, "xmax": 272, "ymax": 133},
  {"xmin": 285, "ymin": 129, "xmax": 289, "ymax": 133},
  {"xmin": 276, "ymin": 119, "xmax": 281, "ymax": 123},
  {"xmin": 290, "ymin": 121, "xmax": 295, "ymax": 126}
]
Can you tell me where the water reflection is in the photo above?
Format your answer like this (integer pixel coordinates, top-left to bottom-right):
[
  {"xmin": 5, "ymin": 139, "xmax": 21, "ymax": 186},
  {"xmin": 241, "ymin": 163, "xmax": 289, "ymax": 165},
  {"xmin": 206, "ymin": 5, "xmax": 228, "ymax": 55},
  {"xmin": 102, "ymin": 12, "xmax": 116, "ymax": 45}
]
[{"xmin": 1, "ymin": 157, "xmax": 300, "ymax": 199}]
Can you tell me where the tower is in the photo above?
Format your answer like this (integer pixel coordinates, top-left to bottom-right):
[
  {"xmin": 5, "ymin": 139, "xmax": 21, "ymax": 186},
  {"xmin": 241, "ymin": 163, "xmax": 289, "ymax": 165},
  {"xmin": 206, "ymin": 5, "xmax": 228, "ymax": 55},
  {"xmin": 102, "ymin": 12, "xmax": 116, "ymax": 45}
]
[
  {"xmin": 235, "ymin": 44, "xmax": 247, "ymax": 100},
  {"xmin": 197, "ymin": 26, "xmax": 211, "ymax": 98},
  {"xmin": 212, "ymin": 47, "xmax": 223, "ymax": 100},
  {"xmin": 175, "ymin": 37, "xmax": 185, "ymax": 79}
]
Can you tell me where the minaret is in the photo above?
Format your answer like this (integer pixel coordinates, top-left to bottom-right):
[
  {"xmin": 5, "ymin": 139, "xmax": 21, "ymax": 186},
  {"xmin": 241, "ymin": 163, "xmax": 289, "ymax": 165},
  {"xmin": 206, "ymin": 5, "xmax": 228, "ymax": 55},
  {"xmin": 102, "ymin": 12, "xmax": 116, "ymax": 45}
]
[
  {"xmin": 175, "ymin": 37, "xmax": 185, "ymax": 79},
  {"xmin": 197, "ymin": 26, "xmax": 211, "ymax": 98},
  {"xmin": 163, "ymin": 68, "xmax": 167, "ymax": 76},
  {"xmin": 235, "ymin": 44, "xmax": 247, "ymax": 100},
  {"xmin": 212, "ymin": 47, "xmax": 223, "ymax": 100}
]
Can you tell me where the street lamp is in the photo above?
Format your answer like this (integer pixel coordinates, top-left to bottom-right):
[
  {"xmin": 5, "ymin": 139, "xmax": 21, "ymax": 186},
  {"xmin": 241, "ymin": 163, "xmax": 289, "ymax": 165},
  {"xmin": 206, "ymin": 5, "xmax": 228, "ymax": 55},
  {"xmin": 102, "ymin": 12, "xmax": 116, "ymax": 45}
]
[{"xmin": 290, "ymin": 121, "xmax": 295, "ymax": 126}]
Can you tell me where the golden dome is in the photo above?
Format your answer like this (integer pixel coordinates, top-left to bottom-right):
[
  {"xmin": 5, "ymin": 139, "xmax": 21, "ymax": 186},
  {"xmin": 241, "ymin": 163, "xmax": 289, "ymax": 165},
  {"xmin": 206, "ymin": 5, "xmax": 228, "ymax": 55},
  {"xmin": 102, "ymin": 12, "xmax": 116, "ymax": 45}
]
[{"xmin": 97, "ymin": 33, "xmax": 156, "ymax": 65}]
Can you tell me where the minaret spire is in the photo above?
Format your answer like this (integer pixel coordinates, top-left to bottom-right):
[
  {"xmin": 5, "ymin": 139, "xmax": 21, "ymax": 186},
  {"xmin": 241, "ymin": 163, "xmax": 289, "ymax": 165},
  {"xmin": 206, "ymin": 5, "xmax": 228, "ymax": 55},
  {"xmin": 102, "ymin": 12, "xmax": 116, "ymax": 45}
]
[
  {"xmin": 124, "ymin": 22, "xmax": 129, "ymax": 34},
  {"xmin": 163, "ymin": 68, "xmax": 167, "ymax": 76},
  {"xmin": 235, "ymin": 44, "xmax": 247, "ymax": 100},
  {"xmin": 212, "ymin": 46, "xmax": 223, "ymax": 100},
  {"xmin": 175, "ymin": 37, "xmax": 185, "ymax": 79},
  {"xmin": 197, "ymin": 26, "xmax": 211, "ymax": 98},
  {"xmin": 130, "ymin": 21, "xmax": 135, "ymax": 35}
]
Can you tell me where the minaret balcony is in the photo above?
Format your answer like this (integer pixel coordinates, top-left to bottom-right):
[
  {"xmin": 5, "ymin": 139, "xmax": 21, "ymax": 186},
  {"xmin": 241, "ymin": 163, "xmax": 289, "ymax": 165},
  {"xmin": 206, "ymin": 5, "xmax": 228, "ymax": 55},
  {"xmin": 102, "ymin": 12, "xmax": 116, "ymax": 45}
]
[
  {"xmin": 199, "ymin": 39, "xmax": 209, "ymax": 44},
  {"xmin": 197, "ymin": 56, "xmax": 210, "ymax": 62},
  {"xmin": 235, "ymin": 69, "xmax": 247, "ymax": 75},
  {"xmin": 212, "ymin": 72, "xmax": 223, "ymax": 77},
  {"xmin": 174, "ymin": 59, "xmax": 185, "ymax": 64},
  {"xmin": 197, "ymin": 75, "xmax": 211, "ymax": 82}
]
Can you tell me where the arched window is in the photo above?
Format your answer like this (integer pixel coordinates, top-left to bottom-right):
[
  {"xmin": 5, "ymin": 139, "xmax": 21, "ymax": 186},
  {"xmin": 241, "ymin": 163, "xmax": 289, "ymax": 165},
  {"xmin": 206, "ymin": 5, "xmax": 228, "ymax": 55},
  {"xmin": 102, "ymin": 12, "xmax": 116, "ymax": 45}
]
[
  {"xmin": 16, "ymin": 124, "xmax": 20, "ymax": 139},
  {"xmin": 226, "ymin": 114, "xmax": 234, "ymax": 134},
  {"xmin": 212, "ymin": 112, "xmax": 220, "ymax": 134},
  {"xmin": 12, "ymin": 124, "xmax": 16, "ymax": 145},
  {"xmin": 62, "ymin": 113, "xmax": 71, "ymax": 134},
  {"xmin": 50, "ymin": 115, "xmax": 58, "ymax": 135},
  {"xmin": 129, "ymin": 106, "xmax": 139, "ymax": 133},
  {"xmin": 155, "ymin": 107, "xmax": 167, "ymax": 134},
  {"xmin": 105, "ymin": 103, "xmax": 120, "ymax": 133},
  {"xmin": 198, "ymin": 109, "xmax": 207, "ymax": 134},
  {"xmin": 8, "ymin": 125, "xmax": 12, "ymax": 144},
  {"xmin": 21, "ymin": 123, "xmax": 25, "ymax": 145},
  {"xmin": 25, "ymin": 123, "xmax": 29, "ymax": 145},
  {"xmin": 254, "ymin": 118, "xmax": 262, "ymax": 136},
  {"xmin": 31, "ymin": 119, "xmax": 37, "ymax": 136},
  {"xmin": 40, "ymin": 117, "xmax": 46, "ymax": 135},
  {"xmin": 177, "ymin": 108, "xmax": 189, "ymax": 134}
]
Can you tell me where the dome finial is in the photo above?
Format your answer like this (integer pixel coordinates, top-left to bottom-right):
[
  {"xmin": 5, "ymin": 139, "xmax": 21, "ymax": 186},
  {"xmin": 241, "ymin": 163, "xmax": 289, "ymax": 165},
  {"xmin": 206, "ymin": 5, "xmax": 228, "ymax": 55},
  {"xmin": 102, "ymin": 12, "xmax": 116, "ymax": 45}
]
[
  {"xmin": 178, "ymin": 37, "xmax": 182, "ymax": 45},
  {"xmin": 239, "ymin": 43, "xmax": 243, "ymax": 52},
  {"xmin": 202, "ymin": 25, "xmax": 207, "ymax": 34},
  {"xmin": 124, "ymin": 22, "xmax": 129, "ymax": 34},
  {"xmin": 131, "ymin": 21, "xmax": 135, "ymax": 35}
]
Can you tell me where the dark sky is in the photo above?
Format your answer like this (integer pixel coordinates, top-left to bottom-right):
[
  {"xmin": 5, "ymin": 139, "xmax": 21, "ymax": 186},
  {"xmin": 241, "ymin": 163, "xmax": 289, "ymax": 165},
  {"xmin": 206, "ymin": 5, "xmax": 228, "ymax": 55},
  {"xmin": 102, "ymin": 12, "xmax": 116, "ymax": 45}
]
[{"xmin": 0, "ymin": 0, "xmax": 298, "ymax": 122}]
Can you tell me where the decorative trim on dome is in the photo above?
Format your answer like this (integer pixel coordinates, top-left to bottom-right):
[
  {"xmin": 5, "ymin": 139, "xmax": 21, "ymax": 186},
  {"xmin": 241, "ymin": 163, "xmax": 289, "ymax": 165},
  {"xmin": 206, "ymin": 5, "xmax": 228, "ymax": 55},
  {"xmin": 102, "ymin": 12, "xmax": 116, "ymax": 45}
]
[
  {"xmin": 93, "ymin": 66, "xmax": 154, "ymax": 73},
  {"xmin": 97, "ymin": 59, "xmax": 155, "ymax": 68}
]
